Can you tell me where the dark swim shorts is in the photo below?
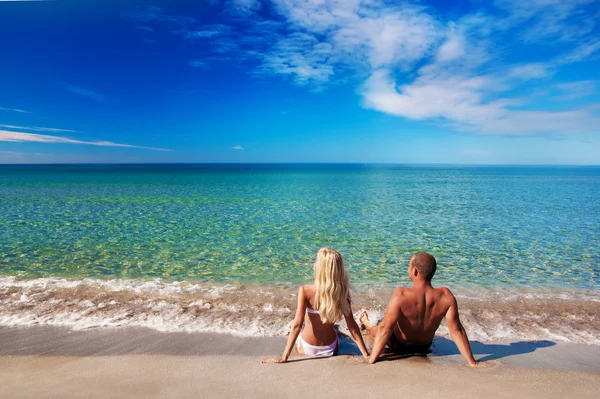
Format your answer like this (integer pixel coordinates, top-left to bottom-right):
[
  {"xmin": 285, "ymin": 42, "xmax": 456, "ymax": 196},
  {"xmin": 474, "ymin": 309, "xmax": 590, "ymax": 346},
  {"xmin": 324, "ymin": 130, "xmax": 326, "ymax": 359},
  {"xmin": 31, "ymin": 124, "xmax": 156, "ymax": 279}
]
[{"xmin": 388, "ymin": 335, "xmax": 432, "ymax": 356}]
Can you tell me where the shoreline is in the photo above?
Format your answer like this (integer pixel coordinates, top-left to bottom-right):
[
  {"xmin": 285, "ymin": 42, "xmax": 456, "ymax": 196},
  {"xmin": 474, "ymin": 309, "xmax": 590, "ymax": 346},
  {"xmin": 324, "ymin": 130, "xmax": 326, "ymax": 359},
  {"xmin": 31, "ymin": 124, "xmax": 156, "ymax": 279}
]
[
  {"xmin": 1, "ymin": 325, "xmax": 599, "ymax": 372},
  {"xmin": 2, "ymin": 276, "xmax": 599, "ymax": 344},
  {"xmin": 1, "ymin": 326, "xmax": 599, "ymax": 398}
]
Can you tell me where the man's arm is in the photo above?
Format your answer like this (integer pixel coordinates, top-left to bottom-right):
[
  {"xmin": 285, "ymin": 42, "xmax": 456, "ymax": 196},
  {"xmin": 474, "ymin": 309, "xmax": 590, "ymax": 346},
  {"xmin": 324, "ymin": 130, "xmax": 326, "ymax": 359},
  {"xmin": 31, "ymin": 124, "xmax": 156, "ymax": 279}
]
[
  {"xmin": 368, "ymin": 292, "xmax": 402, "ymax": 364},
  {"xmin": 445, "ymin": 291, "xmax": 477, "ymax": 367}
]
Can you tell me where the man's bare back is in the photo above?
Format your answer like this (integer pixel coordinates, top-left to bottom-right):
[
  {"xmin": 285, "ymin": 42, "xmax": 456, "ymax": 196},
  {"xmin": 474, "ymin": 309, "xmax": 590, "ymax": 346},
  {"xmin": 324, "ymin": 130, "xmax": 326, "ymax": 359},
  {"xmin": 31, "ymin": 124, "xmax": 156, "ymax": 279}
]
[
  {"xmin": 362, "ymin": 252, "xmax": 479, "ymax": 366},
  {"xmin": 387, "ymin": 285, "xmax": 455, "ymax": 345}
]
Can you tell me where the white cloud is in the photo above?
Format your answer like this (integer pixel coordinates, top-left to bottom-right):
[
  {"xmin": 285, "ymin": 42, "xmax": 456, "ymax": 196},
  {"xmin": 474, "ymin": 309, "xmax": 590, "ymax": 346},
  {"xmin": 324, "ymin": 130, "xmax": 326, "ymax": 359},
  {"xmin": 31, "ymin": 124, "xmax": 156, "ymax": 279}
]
[
  {"xmin": 64, "ymin": 85, "xmax": 106, "ymax": 103},
  {"xmin": 232, "ymin": 145, "xmax": 244, "ymax": 150},
  {"xmin": 0, "ymin": 130, "xmax": 171, "ymax": 151},
  {"xmin": 0, "ymin": 124, "xmax": 77, "ymax": 133},
  {"xmin": 0, "ymin": 107, "xmax": 29, "ymax": 113},
  {"xmin": 361, "ymin": 68, "xmax": 600, "ymax": 136},
  {"xmin": 260, "ymin": 0, "xmax": 600, "ymax": 135},
  {"xmin": 261, "ymin": 0, "xmax": 440, "ymax": 83},
  {"xmin": 123, "ymin": 0, "xmax": 600, "ymax": 137},
  {"xmin": 436, "ymin": 31, "xmax": 466, "ymax": 63},
  {"xmin": 256, "ymin": 32, "xmax": 334, "ymax": 83}
]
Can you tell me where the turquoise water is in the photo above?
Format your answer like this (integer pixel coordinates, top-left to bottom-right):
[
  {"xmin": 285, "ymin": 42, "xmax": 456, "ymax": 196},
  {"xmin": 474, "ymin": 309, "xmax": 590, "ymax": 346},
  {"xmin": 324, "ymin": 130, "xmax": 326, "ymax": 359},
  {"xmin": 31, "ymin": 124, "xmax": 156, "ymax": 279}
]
[{"xmin": 1, "ymin": 164, "xmax": 599, "ymax": 289}]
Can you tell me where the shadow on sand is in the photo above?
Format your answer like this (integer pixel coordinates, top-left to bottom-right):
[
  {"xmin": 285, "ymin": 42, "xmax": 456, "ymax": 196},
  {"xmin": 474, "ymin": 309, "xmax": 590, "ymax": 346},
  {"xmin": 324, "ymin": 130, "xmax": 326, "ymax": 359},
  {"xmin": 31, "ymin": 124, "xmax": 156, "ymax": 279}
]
[
  {"xmin": 339, "ymin": 334, "xmax": 557, "ymax": 362},
  {"xmin": 431, "ymin": 336, "xmax": 556, "ymax": 362}
]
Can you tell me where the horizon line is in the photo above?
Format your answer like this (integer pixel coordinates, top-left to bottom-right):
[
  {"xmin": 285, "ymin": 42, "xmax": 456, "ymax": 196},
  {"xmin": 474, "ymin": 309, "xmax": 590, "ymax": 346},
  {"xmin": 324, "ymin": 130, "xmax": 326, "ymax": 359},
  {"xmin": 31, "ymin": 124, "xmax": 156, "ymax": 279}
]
[{"xmin": 1, "ymin": 162, "xmax": 599, "ymax": 167}]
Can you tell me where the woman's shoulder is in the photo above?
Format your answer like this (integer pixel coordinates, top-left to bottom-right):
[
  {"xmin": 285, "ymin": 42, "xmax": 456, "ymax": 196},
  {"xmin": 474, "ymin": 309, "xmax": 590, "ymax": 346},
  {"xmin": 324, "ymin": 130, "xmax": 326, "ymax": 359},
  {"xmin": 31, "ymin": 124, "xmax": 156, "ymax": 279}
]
[
  {"xmin": 300, "ymin": 284, "xmax": 315, "ymax": 292},
  {"xmin": 299, "ymin": 284, "xmax": 316, "ymax": 298}
]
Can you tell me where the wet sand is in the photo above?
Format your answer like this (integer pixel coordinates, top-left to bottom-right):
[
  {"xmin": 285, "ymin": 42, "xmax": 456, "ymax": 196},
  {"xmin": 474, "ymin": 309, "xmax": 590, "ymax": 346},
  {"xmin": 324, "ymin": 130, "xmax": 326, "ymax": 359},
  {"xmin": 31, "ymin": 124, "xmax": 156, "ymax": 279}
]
[{"xmin": 0, "ymin": 326, "xmax": 599, "ymax": 398}]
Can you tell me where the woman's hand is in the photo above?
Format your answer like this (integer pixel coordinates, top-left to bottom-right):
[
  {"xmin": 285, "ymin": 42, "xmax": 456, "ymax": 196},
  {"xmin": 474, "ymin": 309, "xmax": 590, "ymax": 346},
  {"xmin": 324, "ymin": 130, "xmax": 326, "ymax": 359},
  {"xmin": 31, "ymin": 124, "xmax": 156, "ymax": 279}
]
[
  {"xmin": 261, "ymin": 357, "xmax": 287, "ymax": 364},
  {"xmin": 468, "ymin": 360, "xmax": 496, "ymax": 368}
]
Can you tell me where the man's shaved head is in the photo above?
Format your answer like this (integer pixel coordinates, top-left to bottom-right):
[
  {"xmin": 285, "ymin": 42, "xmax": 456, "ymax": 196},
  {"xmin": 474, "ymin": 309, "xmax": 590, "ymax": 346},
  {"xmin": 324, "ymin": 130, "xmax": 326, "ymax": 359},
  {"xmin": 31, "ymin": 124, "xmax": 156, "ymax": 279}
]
[{"xmin": 410, "ymin": 252, "xmax": 437, "ymax": 281}]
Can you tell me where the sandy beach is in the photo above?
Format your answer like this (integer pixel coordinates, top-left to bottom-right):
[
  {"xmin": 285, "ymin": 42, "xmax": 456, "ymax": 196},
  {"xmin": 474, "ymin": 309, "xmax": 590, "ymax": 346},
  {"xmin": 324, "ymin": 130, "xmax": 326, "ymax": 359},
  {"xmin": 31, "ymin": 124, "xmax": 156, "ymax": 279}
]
[{"xmin": 1, "ymin": 326, "xmax": 599, "ymax": 398}]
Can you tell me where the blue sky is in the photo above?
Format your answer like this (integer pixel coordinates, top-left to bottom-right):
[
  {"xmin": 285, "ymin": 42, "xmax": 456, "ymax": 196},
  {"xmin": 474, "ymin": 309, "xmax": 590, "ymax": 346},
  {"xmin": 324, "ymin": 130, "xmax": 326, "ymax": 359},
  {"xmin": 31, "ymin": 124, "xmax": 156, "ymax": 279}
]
[{"xmin": 1, "ymin": 0, "xmax": 599, "ymax": 164}]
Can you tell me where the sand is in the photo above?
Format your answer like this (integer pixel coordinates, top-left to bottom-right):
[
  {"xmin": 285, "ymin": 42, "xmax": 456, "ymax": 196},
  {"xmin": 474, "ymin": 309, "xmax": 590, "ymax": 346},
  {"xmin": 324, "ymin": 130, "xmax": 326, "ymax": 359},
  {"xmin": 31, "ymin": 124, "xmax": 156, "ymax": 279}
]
[{"xmin": 0, "ymin": 326, "xmax": 599, "ymax": 398}]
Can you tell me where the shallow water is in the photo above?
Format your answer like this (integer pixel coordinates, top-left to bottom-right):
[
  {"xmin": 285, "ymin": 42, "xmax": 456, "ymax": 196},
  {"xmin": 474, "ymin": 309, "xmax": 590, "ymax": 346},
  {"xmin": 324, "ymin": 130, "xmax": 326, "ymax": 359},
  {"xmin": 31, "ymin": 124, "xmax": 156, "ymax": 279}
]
[
  {"xmin": 1, "ymin": 164, "xmax": 599, "ymax": 288},
  {"xmin": 1, "ymin": 164, "xmax": 599, "ymax": 342}
]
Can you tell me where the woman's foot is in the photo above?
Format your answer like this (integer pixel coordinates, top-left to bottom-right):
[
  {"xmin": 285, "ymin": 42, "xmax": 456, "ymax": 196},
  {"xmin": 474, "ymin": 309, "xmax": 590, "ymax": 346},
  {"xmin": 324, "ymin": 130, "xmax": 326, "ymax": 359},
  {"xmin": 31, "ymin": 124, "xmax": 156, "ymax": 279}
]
[{"xmin": 359, "ymin": 311, "xmax": 371, "ymax": 330}]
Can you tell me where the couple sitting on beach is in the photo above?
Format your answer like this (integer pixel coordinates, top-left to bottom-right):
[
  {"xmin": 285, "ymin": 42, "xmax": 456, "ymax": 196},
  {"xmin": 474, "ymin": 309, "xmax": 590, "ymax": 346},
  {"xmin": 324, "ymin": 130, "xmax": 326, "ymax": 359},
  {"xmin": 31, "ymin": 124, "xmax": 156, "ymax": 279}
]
[{"xmin": 263, "ymin": 248, "xmax": 481, "ymax": 366}]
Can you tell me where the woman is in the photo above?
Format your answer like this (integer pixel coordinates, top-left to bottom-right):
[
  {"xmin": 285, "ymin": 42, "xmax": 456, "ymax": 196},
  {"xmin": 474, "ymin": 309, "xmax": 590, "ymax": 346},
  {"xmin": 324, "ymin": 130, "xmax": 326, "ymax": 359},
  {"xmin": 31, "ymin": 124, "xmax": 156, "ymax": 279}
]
[{"xmin": 262, "ymin": 248, "xmax": 369, "ymax": 363}]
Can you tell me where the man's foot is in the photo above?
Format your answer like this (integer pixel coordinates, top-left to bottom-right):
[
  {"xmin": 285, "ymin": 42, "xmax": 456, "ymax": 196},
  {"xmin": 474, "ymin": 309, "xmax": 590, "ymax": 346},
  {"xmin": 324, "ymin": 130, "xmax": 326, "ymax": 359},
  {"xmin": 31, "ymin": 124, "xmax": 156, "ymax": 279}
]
[{"xmin": 359, "ymin": 311, "xmax": 372, "ymax": 330}]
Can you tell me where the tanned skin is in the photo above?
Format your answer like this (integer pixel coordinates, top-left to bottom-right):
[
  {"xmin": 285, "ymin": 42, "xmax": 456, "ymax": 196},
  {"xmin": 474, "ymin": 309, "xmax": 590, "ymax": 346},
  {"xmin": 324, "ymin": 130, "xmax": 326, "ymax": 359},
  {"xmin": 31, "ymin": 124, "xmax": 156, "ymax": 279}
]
[
  {"xmin": 262, "ymin": 285, "xmax": 369, "ymax": 363},
  {"xmin": 361, "ymin": 253, "xmax": 483, "ymax": 367}
]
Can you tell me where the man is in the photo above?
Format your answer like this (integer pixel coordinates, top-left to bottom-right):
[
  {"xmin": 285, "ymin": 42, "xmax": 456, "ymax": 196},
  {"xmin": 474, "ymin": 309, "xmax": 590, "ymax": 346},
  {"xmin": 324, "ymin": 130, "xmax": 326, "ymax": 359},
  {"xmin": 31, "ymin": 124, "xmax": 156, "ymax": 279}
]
[{"xmin": 360, "ymin": 252, "xmax": 481, "ymax": 366}]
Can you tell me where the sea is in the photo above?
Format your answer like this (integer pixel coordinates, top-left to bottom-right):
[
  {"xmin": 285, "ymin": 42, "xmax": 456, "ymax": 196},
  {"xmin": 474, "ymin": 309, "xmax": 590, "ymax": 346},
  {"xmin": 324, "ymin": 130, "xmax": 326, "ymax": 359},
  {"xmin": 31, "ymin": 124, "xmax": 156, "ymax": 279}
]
[{"xmin": 1, "ymin": 164, "xmax": 599, "ymax": 344}]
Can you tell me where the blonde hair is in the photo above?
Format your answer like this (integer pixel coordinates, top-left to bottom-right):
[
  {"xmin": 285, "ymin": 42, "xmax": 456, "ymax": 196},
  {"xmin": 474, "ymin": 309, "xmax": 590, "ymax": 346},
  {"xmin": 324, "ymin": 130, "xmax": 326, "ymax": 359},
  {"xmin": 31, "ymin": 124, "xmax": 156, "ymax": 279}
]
[{"xmin": 313, "ymin": 248, "xmax": 351, "ymax": 324}]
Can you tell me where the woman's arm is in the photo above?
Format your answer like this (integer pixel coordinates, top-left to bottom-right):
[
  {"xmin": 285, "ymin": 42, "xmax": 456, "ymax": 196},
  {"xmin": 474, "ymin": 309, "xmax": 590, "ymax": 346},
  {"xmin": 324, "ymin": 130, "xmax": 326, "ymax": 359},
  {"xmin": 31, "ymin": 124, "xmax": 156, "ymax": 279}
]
[
  {"xmin": 344, "ymin": 307, "xmax": 369, "ymax": 359},
  {"xmin": 262, "ymin": 285, "xmax": 306, "ymax": 363}
]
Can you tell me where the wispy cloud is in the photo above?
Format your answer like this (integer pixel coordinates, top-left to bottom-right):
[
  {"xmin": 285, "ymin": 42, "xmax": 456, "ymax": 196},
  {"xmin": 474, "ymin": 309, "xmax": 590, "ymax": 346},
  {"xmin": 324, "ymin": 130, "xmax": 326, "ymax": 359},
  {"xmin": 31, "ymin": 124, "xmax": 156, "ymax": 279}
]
[
  {"xmin": 64, "ymin": 85, "xmax": 106, "ymax": 103},
  {"xmin": 122, "ymin": 0, "xmax": 600, "ymax": 137},
  {"xmin": 0, "ymin": 107, "xmax": 29, "ymax": 114},
  {"xmin": 225, "ymin": 0, "xmax": 262, "ymax": 16},
  {"xmin": 0, "ymin": 124, "xmax": 77, "ymax": 133},
  {"xmin": 0, "ymin": 130, "xmax": 171, "ymax": 151},
  {"xmin": 135, "ymin": 25, "xmax": 154, "ymax": 33},
  {"xmin": 122, "ymin": 6, "xmax": 229, "ymax": 41},
  {"xmin": 232, "ymin": 145, "xmax": 244, "ymax": 150},
  {"xmin": 189, "ymin": 60, "xmax": 208, "ymax": 68},
  {"xmin": 494, "ymin": 0, "xmax": 598, "ymax": 43},
  {"xmin": 185, "ymin": 24, "xmax": 232, "ymax": 40},
  {"xmin": 553, "ymin": 80, "xmax": 597, "ymax": 101}
]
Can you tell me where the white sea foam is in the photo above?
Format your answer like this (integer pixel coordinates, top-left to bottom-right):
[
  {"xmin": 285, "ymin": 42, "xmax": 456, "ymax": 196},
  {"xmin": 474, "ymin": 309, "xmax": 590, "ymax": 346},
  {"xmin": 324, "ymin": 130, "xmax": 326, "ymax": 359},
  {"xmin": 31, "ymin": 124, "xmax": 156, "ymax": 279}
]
[{"xmin": 1, "ymin": 277, "xmax": 599, "ymax": 344}]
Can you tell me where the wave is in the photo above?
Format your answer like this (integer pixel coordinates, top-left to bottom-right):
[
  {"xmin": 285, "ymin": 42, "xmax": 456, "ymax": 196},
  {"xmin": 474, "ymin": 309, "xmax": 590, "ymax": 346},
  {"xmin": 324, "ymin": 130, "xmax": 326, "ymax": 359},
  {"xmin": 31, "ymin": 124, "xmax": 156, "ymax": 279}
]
[{"xmin": 1, "ymin": 277, "xmax": 599, "ymax": 344}]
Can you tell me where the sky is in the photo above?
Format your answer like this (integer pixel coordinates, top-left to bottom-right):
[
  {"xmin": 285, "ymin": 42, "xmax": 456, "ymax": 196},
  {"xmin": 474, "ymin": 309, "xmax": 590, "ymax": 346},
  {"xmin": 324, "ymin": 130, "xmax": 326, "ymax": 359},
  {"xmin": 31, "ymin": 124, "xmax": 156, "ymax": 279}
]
[{"xmin": 1, "ymin": 0, "xmax": 599, "ymax": 164}]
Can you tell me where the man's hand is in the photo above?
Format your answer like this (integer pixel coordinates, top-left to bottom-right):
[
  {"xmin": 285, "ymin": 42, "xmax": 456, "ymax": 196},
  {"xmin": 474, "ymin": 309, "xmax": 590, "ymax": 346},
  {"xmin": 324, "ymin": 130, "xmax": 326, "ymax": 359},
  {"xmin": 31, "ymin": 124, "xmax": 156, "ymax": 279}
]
[{"xmin": 261, "ymin": 358, "xmax": 287, "ymax": 364}]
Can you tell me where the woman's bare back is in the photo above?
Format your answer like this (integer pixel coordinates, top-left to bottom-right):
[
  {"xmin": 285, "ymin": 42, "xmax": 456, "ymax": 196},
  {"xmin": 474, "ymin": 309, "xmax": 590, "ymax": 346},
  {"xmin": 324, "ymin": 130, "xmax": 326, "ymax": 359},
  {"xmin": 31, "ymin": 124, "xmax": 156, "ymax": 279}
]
[{"xmin": 301, "ymin": 285, "xmax": 338, "ymax": 346}]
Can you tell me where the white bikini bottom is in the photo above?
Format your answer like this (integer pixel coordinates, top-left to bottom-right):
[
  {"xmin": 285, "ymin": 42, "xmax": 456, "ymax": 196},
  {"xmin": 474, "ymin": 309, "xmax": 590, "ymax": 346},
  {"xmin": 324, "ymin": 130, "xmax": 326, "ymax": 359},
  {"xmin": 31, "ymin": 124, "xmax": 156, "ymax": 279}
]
[{"xmin": 296, "ymin": 334, "xmax": 339, "ymax": 357}]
